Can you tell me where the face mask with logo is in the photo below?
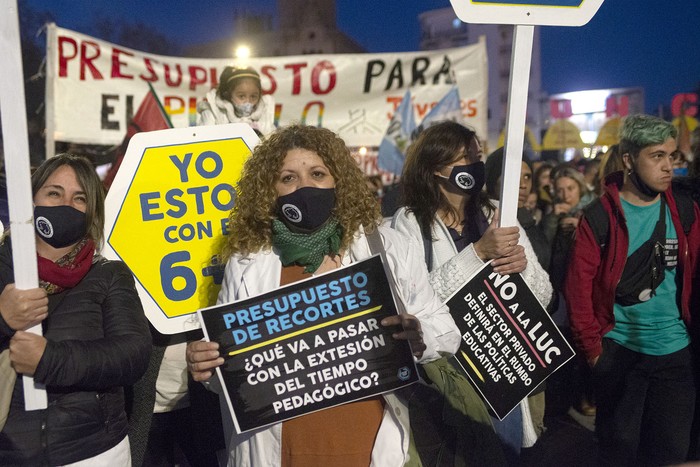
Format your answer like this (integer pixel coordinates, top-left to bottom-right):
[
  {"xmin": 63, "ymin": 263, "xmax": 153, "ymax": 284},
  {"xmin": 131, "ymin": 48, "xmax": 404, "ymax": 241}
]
[
  {"xmin": 436, "ymin": 161, "xmax": 485, "ymax": 195},
  {"xmin": 276, "ymin": 187, "xmax": 336, "ymax": 232},
  {"xmin": 234, "ymin": 102, "xmax": 256, "ymax": 117},
  {"xmin": 34, "ymin": 205, "xmax": 88, "ymax": 248}
]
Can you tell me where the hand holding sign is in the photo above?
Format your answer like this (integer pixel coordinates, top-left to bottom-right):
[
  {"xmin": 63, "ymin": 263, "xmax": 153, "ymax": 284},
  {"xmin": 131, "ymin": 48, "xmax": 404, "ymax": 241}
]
[
  {"xmin": 186, "ymin": 340, "xmax": 224, "ymax": 382},
  {"xmin": 9, "ymin": 331, "xmax": 47, "ymax": 375},
  {"xmin": 198, "ymin": 256, "xmax": 419, "ymax": 433},
  {"xmin": 491, "ymin": 245, "xmax": 526, "ymax": 276},
  {"xmin": 0, "ymin": 284, "xmax": 48, "ymax": 331},
  {"xmin": 380, "ymin": 313, "xmax": 426, "ymax": 359},
  {"xmin": 474, "ymin": 210, "xmax": 520, "ymax": 261}
]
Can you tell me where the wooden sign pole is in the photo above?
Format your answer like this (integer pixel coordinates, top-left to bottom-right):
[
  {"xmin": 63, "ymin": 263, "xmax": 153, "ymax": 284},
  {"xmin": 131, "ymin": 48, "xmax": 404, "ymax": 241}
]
[{"xmin": 0, "ymin": 0, "xmax": 48, "ymax": 410}]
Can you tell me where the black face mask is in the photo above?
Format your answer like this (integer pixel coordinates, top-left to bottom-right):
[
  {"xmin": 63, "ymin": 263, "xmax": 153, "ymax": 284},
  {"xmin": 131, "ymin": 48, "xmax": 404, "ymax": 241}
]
[
  {"xmin": 629, "ymin": 169, "xmax": 661, "ymax": 198},
  {"xmin": 34, "ymin": 205, "xmax": 88, "ymax": 248},
  {"xmin": 276, "ymin": 187, "xmax": 336, "ymax": 232},
  {"xmin": 438, "ymin": 161, "xmax": 485, "ymax": 195}
]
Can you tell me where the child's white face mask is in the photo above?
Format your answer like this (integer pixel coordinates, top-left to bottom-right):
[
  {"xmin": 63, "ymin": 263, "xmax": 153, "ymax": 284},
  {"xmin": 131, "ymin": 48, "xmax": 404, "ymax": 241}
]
[{"xmin": 234, "ymin": 102, "xmax": 256, "ymax": 117}]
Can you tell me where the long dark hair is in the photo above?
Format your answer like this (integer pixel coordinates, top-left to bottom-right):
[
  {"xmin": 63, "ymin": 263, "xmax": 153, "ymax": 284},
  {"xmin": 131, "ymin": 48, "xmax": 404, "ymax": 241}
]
[{"xmin": 401, "ymin": 121, "xmax": 493, "ymax": 239}]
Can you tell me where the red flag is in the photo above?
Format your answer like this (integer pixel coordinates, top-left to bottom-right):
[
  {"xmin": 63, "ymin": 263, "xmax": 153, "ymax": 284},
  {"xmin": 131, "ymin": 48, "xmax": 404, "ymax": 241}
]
[{"xmin": 103, "ymin": 85, "xmax": 172, "ymax": 190}]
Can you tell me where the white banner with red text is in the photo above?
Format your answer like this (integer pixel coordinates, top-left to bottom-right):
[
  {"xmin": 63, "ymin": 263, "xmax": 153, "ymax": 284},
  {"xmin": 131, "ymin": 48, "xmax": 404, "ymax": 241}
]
[{"xmin": 46, "ymin": 24, "xmax": 487, "ymax": 148}]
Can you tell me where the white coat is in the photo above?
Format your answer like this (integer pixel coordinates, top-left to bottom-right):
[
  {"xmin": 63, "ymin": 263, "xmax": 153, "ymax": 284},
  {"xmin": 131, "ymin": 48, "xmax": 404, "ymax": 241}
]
[
  {"xmin": 212, "ymin": 226, "xmax": 460, "ymax": 467},
  {"xmin": 388, "ymin": 204, "xmax": 553, "ymax": 307},
  {"xmin": 196, "ymin": 89, "xmax": 276, "ymax": 136},
  {"xmin": 388, "ymin": 204, "xmax": 554, "ymax": 447}
]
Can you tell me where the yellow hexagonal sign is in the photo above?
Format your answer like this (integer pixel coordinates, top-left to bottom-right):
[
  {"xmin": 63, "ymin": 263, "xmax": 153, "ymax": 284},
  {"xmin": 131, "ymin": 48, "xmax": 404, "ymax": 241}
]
[{"xmin": 103, "ymin": 123, "xmax": 260, "ymax": 334}]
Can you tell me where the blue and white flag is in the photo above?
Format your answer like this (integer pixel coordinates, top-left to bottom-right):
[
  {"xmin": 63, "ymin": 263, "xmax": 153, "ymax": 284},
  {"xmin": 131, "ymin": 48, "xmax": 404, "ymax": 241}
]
[
  {"xmin": 413, "ymin": 87, "xmax": 464, "ymax": 140},
  {"xmin": 378, "ymin": 90, "xmax": 416, "ymax": 176},
  {"xmin": 423, "ymin": 86, "xmax": 463, "ymax": 126}
]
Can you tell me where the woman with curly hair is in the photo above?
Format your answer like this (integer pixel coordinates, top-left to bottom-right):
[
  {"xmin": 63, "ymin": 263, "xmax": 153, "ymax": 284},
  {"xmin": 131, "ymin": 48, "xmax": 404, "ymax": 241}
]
[{"xmin": 186, "ymin": 124, "xmax": 460, "ymax": 467}]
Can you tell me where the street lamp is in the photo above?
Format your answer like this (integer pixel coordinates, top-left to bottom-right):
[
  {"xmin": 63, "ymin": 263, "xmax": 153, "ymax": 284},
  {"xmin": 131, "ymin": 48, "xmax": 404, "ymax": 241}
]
[{"xmin": 234, "ymin": 45, "xmax": 251, "ymax": 64}]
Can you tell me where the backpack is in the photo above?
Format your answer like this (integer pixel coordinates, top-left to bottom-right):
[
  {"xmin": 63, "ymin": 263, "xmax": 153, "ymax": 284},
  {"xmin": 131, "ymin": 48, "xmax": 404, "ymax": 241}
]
[{"xmin": 582, "ymin": 190, "xmax": 696, "ymax": 250}]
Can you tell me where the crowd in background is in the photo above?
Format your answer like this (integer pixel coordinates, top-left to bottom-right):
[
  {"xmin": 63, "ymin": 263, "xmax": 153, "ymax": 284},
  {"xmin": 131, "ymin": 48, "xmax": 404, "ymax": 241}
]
[{"xmin": 1, "ymin": 67, "xmax": 700, "ymax": 466}]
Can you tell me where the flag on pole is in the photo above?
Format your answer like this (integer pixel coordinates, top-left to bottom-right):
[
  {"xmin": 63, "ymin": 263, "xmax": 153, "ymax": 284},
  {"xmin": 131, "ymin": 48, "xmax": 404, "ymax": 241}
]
[
  {"xmin": 377, "ymin": 90, "xmax": 416, "ymax": 176},
  {"xmin": 103, "ymin": 83, "xmax": 172, "ymax": 189},
  {"xmin": 420, "ymin": 86, "xmax": 464, "ymax": 130},
  {"xmin": 410, "ymin": 86, "xmax": 464, "ymax": 143}
]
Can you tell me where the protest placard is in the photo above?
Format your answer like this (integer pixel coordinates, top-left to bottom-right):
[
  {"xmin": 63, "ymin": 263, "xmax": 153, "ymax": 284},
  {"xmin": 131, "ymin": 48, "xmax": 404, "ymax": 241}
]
[
  {"xmin": 447, "ymin": 263, "xmax": 575, "ymax": 419},
  {"xmin": 198, "ymin": 255, "xmax": 418, "ymax": 433},
  {"xmin": 103, "ymin": 123, "xmax": 259, "ymax": 334}
]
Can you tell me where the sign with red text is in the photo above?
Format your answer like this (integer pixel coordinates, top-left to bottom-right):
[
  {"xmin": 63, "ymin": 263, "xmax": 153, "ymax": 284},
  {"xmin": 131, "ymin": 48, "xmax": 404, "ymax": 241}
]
[
  {"xmin": 450, "ymin": 0, "xmax": 604, "ymax": 26},
  {"xmin": 103, "ymin": 123, "xmax": 259, "ymax": 334},
  {"xmin": 45, "ymin": 24, "xmax": 487, "ymax": 148},
  {"xmin": 447, "ymin": 263, "xmax": 574, "ymax": 419},
  {"xmin": 199, "ymin": 255, "xmax": 418, "ymax": 433}
]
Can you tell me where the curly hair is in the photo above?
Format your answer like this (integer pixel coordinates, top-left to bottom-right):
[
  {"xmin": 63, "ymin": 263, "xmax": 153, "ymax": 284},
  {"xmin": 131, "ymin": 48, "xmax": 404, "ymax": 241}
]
[
  {"xmin": 223, "ymin": 125, "xmax": 381, "ymax": 259},
  {"xmin": 401, "ymin": 121, "xmax": 493, "ymax": 239},
  {"xmin": 31, "ymin": 153, "xmax": 106, "ymax": 247}
]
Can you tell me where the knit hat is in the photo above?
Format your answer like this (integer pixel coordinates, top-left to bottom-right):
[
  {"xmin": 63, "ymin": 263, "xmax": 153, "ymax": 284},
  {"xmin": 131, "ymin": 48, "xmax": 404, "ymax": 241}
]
[
  {"xmin": 484, "ymin": 147, "xmax": 532, "ymax": 200},
  {"xmin": 217, "ymin": 66, "xmax": 261, "ymax": 99}
]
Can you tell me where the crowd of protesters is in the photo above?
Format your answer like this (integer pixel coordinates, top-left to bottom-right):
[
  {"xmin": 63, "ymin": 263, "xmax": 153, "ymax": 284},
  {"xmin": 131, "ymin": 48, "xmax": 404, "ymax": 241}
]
[{"xmin": 1, "ymin": 70, "xmax": 700, "ymax": 467}]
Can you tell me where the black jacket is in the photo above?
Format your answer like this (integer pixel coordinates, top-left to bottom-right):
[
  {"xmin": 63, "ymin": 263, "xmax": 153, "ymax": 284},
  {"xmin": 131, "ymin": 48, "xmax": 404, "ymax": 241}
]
[
  {"xmin": 0, "ymin": 242, "xmax": 151, "ymax": 466},
  {"xmin": 517, "ymin": 207, "xmax": 551, "ymax": 271}
]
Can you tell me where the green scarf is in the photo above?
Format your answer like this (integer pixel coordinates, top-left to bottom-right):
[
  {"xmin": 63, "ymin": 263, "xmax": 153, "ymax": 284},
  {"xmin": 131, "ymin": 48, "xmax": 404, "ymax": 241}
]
[{"xmin": 271, "ymin": 218, "xmax": 343, "ymax": 273}]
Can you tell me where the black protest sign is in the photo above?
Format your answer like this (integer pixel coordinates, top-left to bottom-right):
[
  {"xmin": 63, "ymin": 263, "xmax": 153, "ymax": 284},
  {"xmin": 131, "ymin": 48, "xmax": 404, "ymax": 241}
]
[
  {"xmin": 198, "ymin": 255, "xmax": 418, "ymax": 433},
  {"xmin": 447, "ymin": 262, "xmax": 575, "ymax": 419}
]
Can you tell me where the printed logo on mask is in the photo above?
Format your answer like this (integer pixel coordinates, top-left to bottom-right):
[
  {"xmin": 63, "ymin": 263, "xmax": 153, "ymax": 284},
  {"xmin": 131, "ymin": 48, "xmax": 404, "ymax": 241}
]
[
  {"xmin": 35, "ymin": 216, "xmax": 54, "ymax": 239},
  {"xmin": 276, "ymin": 187, "xmax": 336, "ymax": 231},
  {"xmin": 281, "ymin": 204, "xmax": 303, "ymax": 223},
  {"xmin": 33, "ymin": 205, "xmax": 88, "ymax": 248},
  {"xmin": 455, "ymin": 172, "xmax": 476, "ymax": 190}
]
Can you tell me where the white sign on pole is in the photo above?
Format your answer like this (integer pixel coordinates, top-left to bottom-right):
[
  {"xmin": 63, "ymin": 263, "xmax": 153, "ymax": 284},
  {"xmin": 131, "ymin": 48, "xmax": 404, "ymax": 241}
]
[
  {"xmin": 0, "ymin": 0, "xmax": 47, "ymax": 410},
  {"xmin": 449, "ymin": 0, "xmax": 604, "ymax": 227},
  {"xmin": 449, "ymin": 0, "xmax": 604, "ymax": 27}
]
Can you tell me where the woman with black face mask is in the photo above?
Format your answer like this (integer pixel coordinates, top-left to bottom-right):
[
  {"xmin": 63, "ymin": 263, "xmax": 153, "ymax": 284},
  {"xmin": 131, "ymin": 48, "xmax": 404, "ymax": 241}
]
[
  {"xmin": 0, "ymin": 154, "xmax": 151, "ymax": 465},
  {"xmin": 389, "ymin": 121, "xmax": 553, "ymax": 465},
  {"xmin": 186, "ymin": 124, "xmax": 460, "ymax": 466}
]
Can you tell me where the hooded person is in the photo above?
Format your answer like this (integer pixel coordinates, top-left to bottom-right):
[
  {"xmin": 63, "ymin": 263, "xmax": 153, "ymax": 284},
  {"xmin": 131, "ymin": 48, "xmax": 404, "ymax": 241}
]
[{"xmin": 197, "ymin": 66, "xmax": 276, "ymax": 136}]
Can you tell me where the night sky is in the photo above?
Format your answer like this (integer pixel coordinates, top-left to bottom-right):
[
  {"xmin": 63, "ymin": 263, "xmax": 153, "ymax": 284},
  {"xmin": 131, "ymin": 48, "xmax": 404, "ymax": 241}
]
[{"xmin": 22, "ymin": 0, "xmax": 700, "ymax": 114}]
